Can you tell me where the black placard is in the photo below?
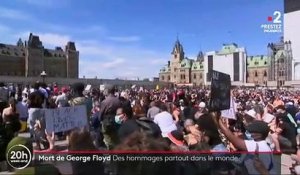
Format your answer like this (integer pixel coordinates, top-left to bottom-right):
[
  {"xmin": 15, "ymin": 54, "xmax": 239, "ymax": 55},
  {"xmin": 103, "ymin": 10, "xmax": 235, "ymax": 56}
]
[{"xmin": 209, "ymin": 70, "xmax": 231, "ymax": 111}]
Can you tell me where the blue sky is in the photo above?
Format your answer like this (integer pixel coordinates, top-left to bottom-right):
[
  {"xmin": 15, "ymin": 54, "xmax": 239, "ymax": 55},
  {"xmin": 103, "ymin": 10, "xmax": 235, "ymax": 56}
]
[{"xmin": 0, "ymin": 0, "xmax": 283, "ymax": 79}]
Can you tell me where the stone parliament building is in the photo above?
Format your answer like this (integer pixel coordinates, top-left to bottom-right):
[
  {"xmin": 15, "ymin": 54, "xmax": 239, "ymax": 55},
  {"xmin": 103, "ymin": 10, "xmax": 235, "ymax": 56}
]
[
  {"xmin": 0, "ymin": 33, "xmax": 79, "ymax": 78},
  {"xmin": 160, "ymin": 37, "xmax": 293, "ymax": 87}
]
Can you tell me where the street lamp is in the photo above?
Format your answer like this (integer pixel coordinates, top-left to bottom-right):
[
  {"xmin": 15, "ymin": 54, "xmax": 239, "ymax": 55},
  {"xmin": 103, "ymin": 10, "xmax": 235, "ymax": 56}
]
[{"xmin": 40, "ymin": 71, "xmax": 47, "ymax": 83}]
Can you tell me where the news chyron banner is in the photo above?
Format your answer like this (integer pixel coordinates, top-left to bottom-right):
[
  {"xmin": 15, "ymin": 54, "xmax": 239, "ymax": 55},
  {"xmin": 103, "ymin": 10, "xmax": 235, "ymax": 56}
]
[{"xmin": 7, "ymin": 150, "xmax": 281, "ymax": 175}]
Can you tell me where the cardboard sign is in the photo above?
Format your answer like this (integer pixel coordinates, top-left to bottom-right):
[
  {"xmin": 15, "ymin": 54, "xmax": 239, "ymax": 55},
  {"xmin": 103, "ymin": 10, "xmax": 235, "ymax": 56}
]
[
  {"xmin": 139, "ymin": 87, "xmax": 144, "ymax": 92},
  {"xmin": 85, "ymin": 84, "xmax": 91, "ymax": 91},
  {"xmin": 131, "ymin": 85, "xmax": 136, "ymax": 89},
  {"xmin": 100, "ymin": 85, "xmax": 105, "ymax": 91},
  {"xmin": 221, "ymin": 97, "xmax": 236, "ymax": 120},
  {"xmin": 45, "ymin": 105, "xmax": 88, "ymax": 133},
  {"xmin": 209, "ymin": 70, "xmax": 231, "ymax": 111}
]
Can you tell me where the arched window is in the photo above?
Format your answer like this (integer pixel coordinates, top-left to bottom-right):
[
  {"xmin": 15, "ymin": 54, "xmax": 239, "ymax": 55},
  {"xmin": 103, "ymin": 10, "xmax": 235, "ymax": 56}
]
[
  {"xmin": 168, "ymin": 76, "xmax": 170, "ymax": 80},
  {"xmin": 255, "ymin": 71, "xmax": 258, "ymax": 77},
  {"xmin": 200, "ymin": 74, "xmax": 202, "ymax": 79},
  {"xmin": 161, "ymin": 76, "xmax": 164, "ymax": 80},
  {"xmin": 264, "ymin": 71, "xmax": 267, "ymax": 77},
  {"xmin": 193, "ymin": 74, "xmax": 196, "ymax": 79}
]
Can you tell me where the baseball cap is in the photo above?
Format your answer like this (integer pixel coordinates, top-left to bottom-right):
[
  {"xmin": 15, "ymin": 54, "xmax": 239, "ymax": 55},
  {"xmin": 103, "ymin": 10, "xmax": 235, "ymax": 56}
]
[{"xmin": 245, "ymin": 120, "xmax": 270, "ymax": 138}]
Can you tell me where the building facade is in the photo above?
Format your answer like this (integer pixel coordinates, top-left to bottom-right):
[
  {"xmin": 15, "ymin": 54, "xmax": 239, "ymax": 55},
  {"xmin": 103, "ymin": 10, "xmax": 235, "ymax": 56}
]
[
  {"xmin": 285, "ymin": 0, "xmax": 300, "ymax": 80},
  {"xmin": 159, "ymin": 40, "xmax": 205, "ymax": 86},
  {"xmin": 246, "ymin": 55, "xmax": 269, "ymax": 86},
  {"xmin": 268, "ymin": 37, "xmax": 293, "ymax": 87},
  {"xmin": 160, "ymin": 38, "xmax": 294, "ymax": 87},
  {"xmin": 0, "ymin": 33, "xmax": 79, "ymax": 78},
  {"xmin": 159, "ymin": 41, "xmax": 246, "ymax": 86},
  {"xmin": 203, "ymin": 43, "xmax": 247, "ymax": 85}
]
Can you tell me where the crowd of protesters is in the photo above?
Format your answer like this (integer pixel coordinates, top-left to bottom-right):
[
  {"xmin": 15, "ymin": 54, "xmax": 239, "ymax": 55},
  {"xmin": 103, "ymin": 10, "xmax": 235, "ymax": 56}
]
[{"xmin": 1, "ymin": 81, "xmax": 300, "ymax": 174}]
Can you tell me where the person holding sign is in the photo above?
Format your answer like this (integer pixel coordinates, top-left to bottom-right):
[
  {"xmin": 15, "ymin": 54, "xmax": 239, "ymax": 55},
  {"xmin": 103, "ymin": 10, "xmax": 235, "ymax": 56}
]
[
  {"xmin": 211, "ymin": 112, "xmax": 277, "ymax": 175},
  {"xmin": 27, "ymin": 91, "xmax": 49, "ymax": 150}
]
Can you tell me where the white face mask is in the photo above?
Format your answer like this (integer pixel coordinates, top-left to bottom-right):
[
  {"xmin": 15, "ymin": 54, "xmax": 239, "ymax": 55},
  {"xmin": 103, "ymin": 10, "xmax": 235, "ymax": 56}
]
[
  {"xmin": 115, "ymin": 114, "xmax": 123, "ymax": 124},
  {"xmin": 180, "ymin": 106, "xmax": 184, "ymax": 111},
  {"xmin": 245, "ymin": 131, "xmax": 253, "ymax": 140}
]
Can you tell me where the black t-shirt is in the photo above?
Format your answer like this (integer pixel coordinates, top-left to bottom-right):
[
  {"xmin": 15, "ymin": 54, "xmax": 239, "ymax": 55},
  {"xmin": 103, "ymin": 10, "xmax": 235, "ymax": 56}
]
[
  {"xmin": 118, "ymin": 119, "xmax": 140, "ymax": 141},
  {"xmin": 118, "ymin": 118, "xmax": 162, "ymax": 142},
  {"xmin": 281, "ymin": 121, "xmax": 297, "ymax": 148}
]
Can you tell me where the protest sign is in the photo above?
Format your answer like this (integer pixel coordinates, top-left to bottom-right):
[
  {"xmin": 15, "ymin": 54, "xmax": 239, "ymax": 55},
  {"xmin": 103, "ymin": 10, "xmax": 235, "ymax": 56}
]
[
  {"xmin": 45, "ymin": 105, "xmax": 88, "ymax": 133},
  {"xmin": 131, "ymin": 85, "xmax": 136, "ymax": 89},
  {"xmin": 100, "ymin": 85, "xmax": 105, "ymax": 91},
  {"xmin": 221, "ymin": 97, "xmax": 236, "ymax": 120},
  {"xmin": 209, "ymin": 70, "xmax": 231, "ymax": 111},
  {"xmin": 85, "ymin": 84, "xmax": 91, "ymax": 91},
  {"xmin": 139, "ymin": 86, "xmax": 144, "ymax": 92}
]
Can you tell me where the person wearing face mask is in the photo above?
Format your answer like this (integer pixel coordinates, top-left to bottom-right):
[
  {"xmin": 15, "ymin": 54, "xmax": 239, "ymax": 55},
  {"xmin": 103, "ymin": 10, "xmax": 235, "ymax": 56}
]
[
  {"xmin": 116, "ymin": 107, "xmax": 139, "ymax": 142},
  {"xmin": 212, "ymin": 112, "xmax": 277, "ymax": 175}
]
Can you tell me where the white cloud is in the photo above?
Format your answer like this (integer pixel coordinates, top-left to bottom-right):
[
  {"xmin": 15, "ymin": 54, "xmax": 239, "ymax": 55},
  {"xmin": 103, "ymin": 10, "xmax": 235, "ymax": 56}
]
[
  {"xmin": 77, "ymin": 43, "xmax": 113, "ymax": 57},
  {"xmin": 150, "ymin": 58, "xmax": 167, "ymax": 65},
  {"xmin": 37, "ymin": 33, "xmax": 71, "ymax": 46},
  {"xmin": 13, "ymin": 32, "xmax": 71, "ymax": 47},
  {"xmin": 0, "ymin": 7, "xmax": 32, "ymax": 20},
  {"xmin": 43, "ymin": 24, "xmax": 106, "ymax": 35},
  {"xmin": 19, "ymin": 0, "xmax": 69, "ymax": 7},
  {"xmin": 6, "ymin": 30, "xmax": 166, "ymax": 79},
  {"xmin": 108, "ymin": 36, "xmax": 141, "ymax": 42},
  {"xmin": 102, "ymin": 58, "xmax": 125, "ymax": 68}
]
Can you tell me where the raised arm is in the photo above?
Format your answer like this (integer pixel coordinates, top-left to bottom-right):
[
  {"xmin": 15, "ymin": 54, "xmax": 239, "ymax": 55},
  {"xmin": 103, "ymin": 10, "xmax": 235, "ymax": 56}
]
[{"xmin": 212, "ymin": 112, "xmax": 248, "ymax": 151}]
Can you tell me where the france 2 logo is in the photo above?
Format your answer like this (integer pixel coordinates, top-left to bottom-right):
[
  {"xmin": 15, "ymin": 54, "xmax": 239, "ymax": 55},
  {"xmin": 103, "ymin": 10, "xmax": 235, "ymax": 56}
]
[
  {"xmin": 261, "ymin": 11, "xmax": 282, "ymax": 33},
  {"xmin": 268, "ymin": 11, "xmax": 282, "ymax": 24}
]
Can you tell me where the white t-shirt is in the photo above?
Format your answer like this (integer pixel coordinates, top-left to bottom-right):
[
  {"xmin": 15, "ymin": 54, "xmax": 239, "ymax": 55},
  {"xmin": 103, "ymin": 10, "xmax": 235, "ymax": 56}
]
[
  {"xmin": 154, "ymin": 111, "xmax": 177, "ymax": 137},
  {"xmin": 243, "ymin": 140, "xmax": 277, "ymax": 175},
  {"xmin": 55, "ymin": 93, "xmax": 68, "ymax": 107}
]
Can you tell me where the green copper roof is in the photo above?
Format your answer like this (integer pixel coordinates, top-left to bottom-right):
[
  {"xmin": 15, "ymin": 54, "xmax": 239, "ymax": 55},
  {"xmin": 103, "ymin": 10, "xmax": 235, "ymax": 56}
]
[
  {"xmin": 247, "ymin": 55, "xmax": 269, "ymax": 68},
  {"xmin": 192, "ymin": 61, "xmax": 204, "ymax": 71},
  {"xmin": 217, "ymin": 43, "xmax": 238, "ymax": 55},
  {"xmin": 180, "ymin": 58, "xmax": 192, "ymax": 68},
  {"xmin": 160, "ymin": 64, "xmax": 171, "ymax": 73}
]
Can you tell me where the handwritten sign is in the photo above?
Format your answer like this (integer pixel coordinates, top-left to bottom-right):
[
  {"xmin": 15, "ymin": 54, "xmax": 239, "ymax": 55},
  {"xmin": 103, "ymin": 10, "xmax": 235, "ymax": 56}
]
[
  {"xmin": 209, "ymin": 70, "xmax": 231, "ymax": 111},
  {"xmin": 85, "ymin": 84, "xmax": 91, "ymax": 91},
  {"xmin": 221, "ymin": 97, "xmax": 236, "ymax": 120},
  {"xmin": 100, "ymin": 85, "xmax": 105, "ymax": 91},
  {"xmin": 131, "ymin": 85, "xmax": 136, "ymax": 89},
  {"xmin": 45, "ymin": 105, "xmax": 88, "ymax": 133}
]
